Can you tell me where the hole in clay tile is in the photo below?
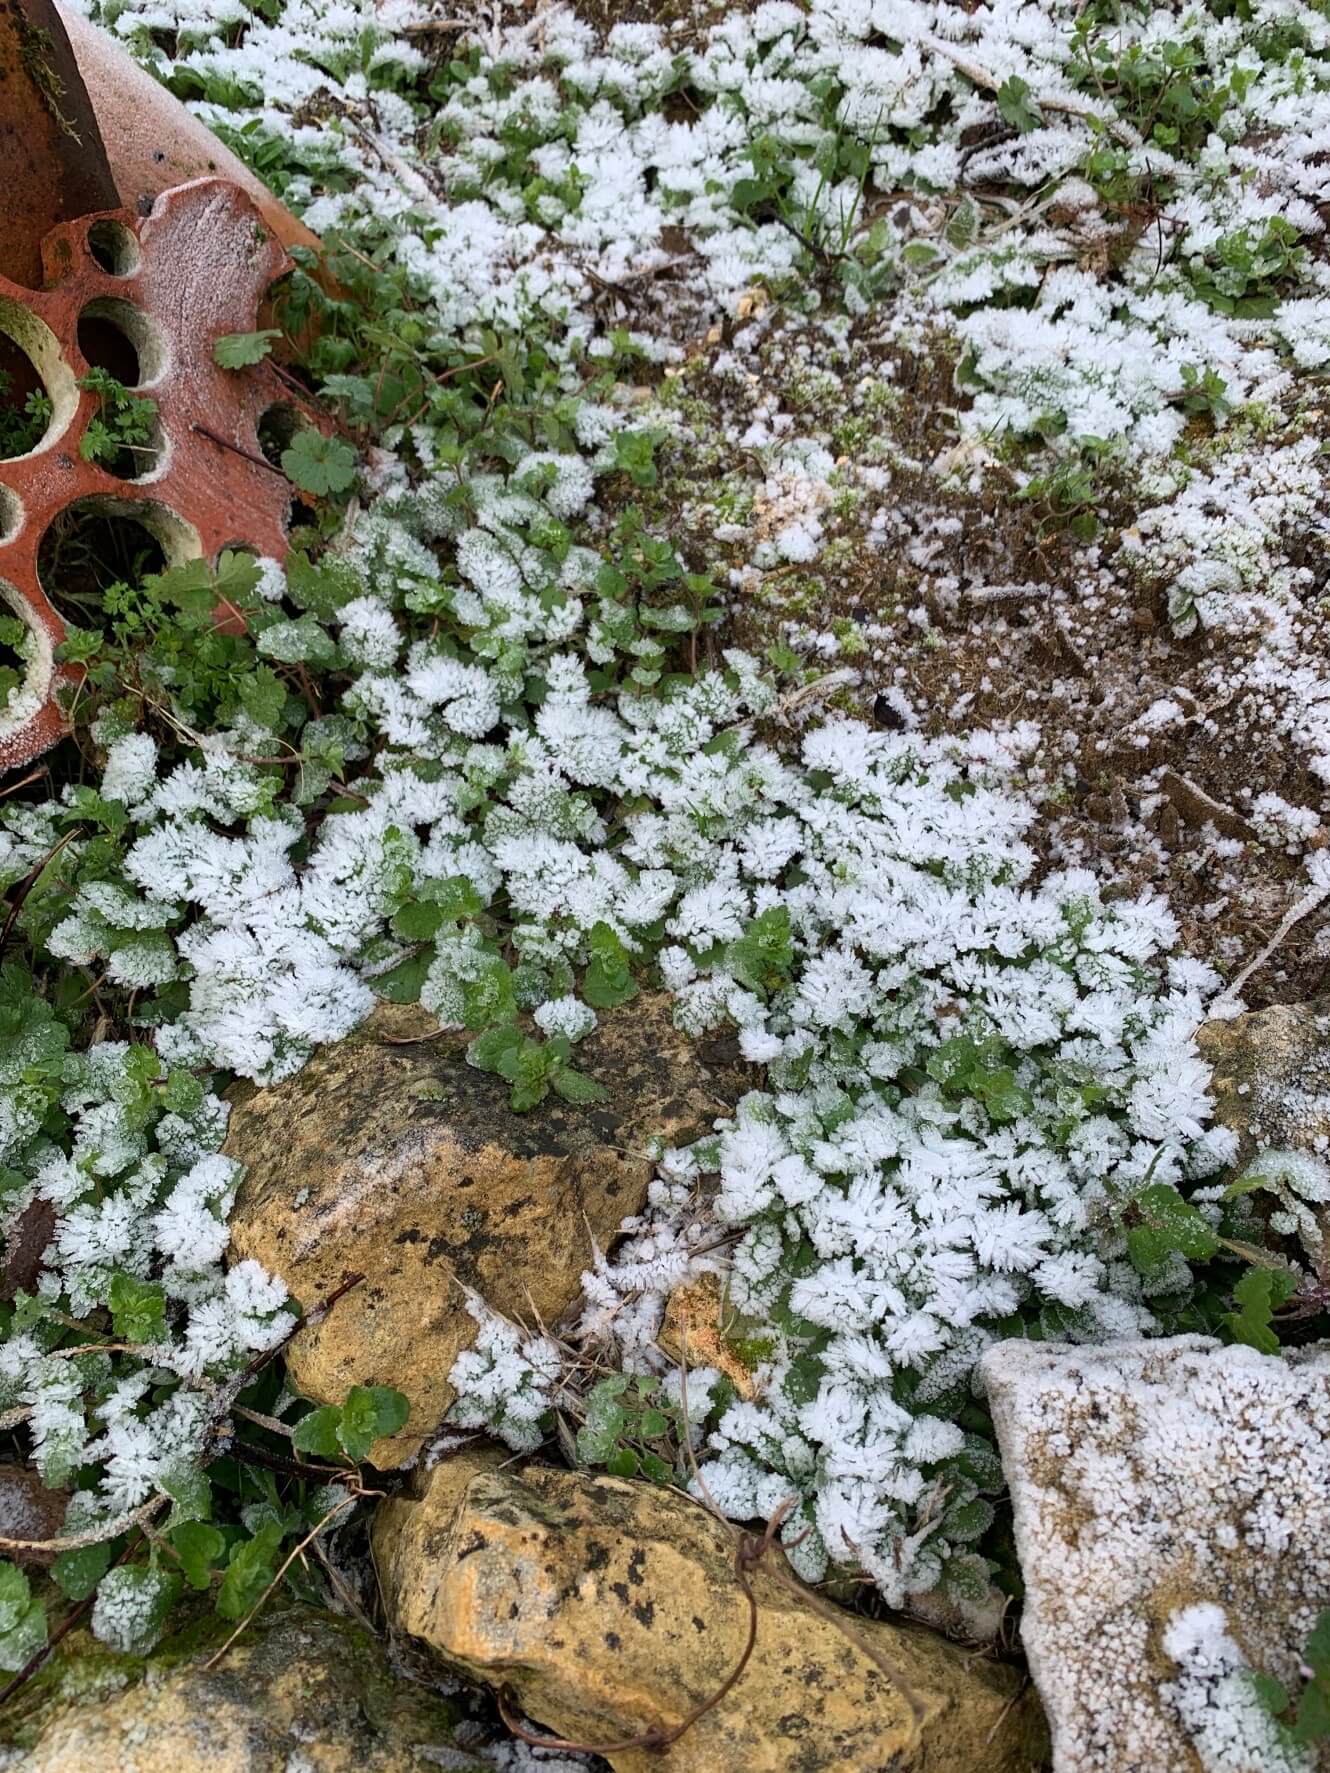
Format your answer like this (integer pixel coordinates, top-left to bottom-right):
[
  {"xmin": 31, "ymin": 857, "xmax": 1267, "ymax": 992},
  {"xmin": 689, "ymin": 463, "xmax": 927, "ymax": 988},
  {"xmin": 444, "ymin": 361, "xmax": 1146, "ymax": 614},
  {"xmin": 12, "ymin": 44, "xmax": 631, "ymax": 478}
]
[
  {"xmin": 0, "ymin": 484, "xmax": 21, "ymax": 543},
  {"xmin": 37, "ymin": 497, "xmax": 197, "ymax": 632},
  {"xmin": 256, "ymin": 402, "xmax": 303, "ymax": 467},
  {"xmin": 94, "ymin": 410, "xmax": 166, "ymax": 484},
  {"xmin": 78, "ymin": 304, "xmax": 141, "ymax": 388},
  {"xmin": 76, "ymin": 302, "xmax": 169, "ymax": 481},
  {"xmin": 77, "ymin": 316, "xmax": 139, "ymax": 388},
  {"xmin": 86, "ymin": 220, "xmax": 141, "ymax": 279},
  {"xmin": 0, "ymin": 579, "xmax": 52, "ymax": 736},
  {"xmin": 0, "ymin": 603, "xmax": 34, "ymax": 719},
  {"xmin": 0, "ymin": 335, "xmax": 49, "ymax": 459},
  {"xmin": 0, "ymin": 300, "xmax": 77, "ymax": 461},
  {"xmin": 77, "ymin": 298, "xmax": 168, "ymax": 389}
]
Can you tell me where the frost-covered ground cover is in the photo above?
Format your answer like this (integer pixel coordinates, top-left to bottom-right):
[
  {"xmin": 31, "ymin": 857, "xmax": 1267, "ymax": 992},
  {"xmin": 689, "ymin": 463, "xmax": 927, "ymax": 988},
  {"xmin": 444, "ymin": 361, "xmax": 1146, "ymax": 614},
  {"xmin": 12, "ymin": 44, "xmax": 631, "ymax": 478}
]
[
  {"xmin": 1, "ymin": 0, "xmax": 1329, "ymax": 1742},
  {"xmin": 82, "ymin": 0, "xmax": 1330, "ymax": 955}
]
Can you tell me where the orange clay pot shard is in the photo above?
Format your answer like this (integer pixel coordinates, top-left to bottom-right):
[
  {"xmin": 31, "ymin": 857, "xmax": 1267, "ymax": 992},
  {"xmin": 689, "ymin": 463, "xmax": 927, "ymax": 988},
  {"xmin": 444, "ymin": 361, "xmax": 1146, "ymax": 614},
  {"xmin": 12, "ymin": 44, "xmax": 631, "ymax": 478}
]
[{"xmin": 0, "ymin": 177, "xmax": 327, "ymax": 773}]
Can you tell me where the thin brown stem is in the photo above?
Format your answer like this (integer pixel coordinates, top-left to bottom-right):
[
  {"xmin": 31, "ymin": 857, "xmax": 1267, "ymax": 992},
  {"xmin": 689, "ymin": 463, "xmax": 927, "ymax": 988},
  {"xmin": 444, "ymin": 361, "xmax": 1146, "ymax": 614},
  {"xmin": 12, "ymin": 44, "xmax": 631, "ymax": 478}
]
[
  {"xmin": 202, "ymin": 1494, "xmax": 357, "ymax": 1671},
  {"xmin": 191, "ymin": 422, "xmax": 288, "ymax": 478}
]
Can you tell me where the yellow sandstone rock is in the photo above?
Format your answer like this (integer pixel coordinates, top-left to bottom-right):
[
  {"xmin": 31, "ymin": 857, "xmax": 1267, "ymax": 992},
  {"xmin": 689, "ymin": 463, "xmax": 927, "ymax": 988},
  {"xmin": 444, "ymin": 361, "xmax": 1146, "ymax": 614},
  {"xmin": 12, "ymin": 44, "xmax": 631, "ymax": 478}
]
[
  {"xmin": 18, "ymin": 1604, "xmax": 482, "ymax": 1771},
  {"xmin": 657, "ymin": 1271, "xmax": 766, "ymax": 1400},
  {"xmin": 225, "ymin": 997, "xmax": 746, "ymax": 1464},
  {"xmin": 373, "ymin": 1461, "xmax": 1049, "ymax": 1773}
]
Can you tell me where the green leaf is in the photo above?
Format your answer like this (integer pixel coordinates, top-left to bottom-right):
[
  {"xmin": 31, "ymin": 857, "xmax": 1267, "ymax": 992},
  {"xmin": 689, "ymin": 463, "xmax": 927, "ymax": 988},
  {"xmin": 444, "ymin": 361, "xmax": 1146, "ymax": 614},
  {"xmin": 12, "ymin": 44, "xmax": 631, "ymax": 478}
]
[
  {"xmin": 172, "ymin": 1521, "xmax": 226, "ymax": 1591},
  {"xmin": 60, "ymin": 786, "xmax": 127, "ymax": 834},
  {"xmin": 783, "ymin": 1352, "xmax": 826, "ymax": 1407},
  {"xmin": 238, "ymin": 666, "xmax": 288, "ymax": 731},
  {"xmin": 945, "ymin": 1497, "xmax": 995, "ymax": 1541},
  {"xmin": 373, "ymin": 949, "xmax": 433, "ymax": 1005},
  {"xmin": 162, "ymin": 1069, "xmax": 204, "ymax": 1116},
  {"xmin": 256, "ymin": 614, "xmax": 337, "ymax": 666},
  {"xmin": 575, "ymin": 1424, "xmax": 620, "ymax": 1465},
  {"xmin": 613, "ymin": 431, "xmax": 658, "ymax": 488},
  {"xmin": 945, "ymin": 195, "xmax": 980, "ymax": 250},
  {"xmin": 1224, "ymin": 1265, "xmax": 1298, "ymax": 1356},
  {"xmin": 51, "ymin": 1539, "xmax": 115, "ymax": 1602},
  {"xmin": 1128, "ymin": 1182, "xmax": 1220, "ymax": 1272},
  {"xmin": 337, "ymin": 1385, "xmax": 409, "ymax": 1461},
  {"xmin": 583, "ymin": 920, "xmax": 637, "ymax": 1009},
  {"xmin": 549, "ymin": 1064, "xmax": 608, "ymax": 1106},
  {"xmin": 728, "ymin": 905, "xmax": 794, "ymax": 993},
  {"xmin": 0, "ymin": 1563, "xmax": 31, "ymax": 1634},
  {"xmin": 421, "ymin": 875, "xmax": 485, "ymax": 921},
  {"xmin": 108, "ymin": 1272, "xmax": 166, "ymax": 1344},
  {"xmin": 292, "ymin": 1405, "xmax": 344, "ymax": 1459},
  {"xmin": 286, "ymin": 551, "xmax": 361, "ymax": 618},
  {"xmin": 926, "ymin": 1033, "xmax": 984, "ymax": 1088},
  {"xmin": 1293, "ymin": 1672, "xmax": 1330, "ymax": 1745},
  {"xmin": 55, "ymin": 623, "xmax": 104, "ymax": 664},
  {"xmin": 956, "ymin": 1433, "xmax": 1004, "ymax": 1491},
  {"xmin": 94, "ymin": 1566, "xmax": 179, "ymax": 1655},
  {"xmin": 0, "ymin": 1564, "xmax": 43, "ymax": 1672},
  {"xmin": 576, "ymin": 1380, "xmax": 630, "ymax": 1465},
  {"xmin": 281, "ymin": 429, "xmax": 358, "ymax": 496},
  {"xmin": 319, "ymin": 374, "xmax": 375, "ymax": 420},
  {"xmin": 213, "ymin": 329, "xmax": 281, "ymax": 369},
  {"xmin": 160, "ymin": 1464, "xmax": 212, "ymax": 1526},
  {"xmin": 996, "ymin": 74, "xmax": 1043, "ymax": 133},
  {"xmin": 467, "ymin": 1020, "xmax": 523, "ymax": 1076},
  {"xmin": 216, "ymin": 1519, "xmax": 284, "ymax": 1620},
  {"xmin": 1250, "ymin": 1668, "xmax": 1289, "ymax": 1719},
  {"xmin": 606, "ymin": 1446, "xmax": 639, "ymax": 1478},
  {"xmin": 391, "ymin": 899, "xmax": 446, "ymax": 943},
  {"xmin": 459, "ymin": 955, "xmax": 516, "ymax": 1030},
  {"xmin": 974, "ymin": 1068, "xmax": 1032, "ymax": 1125},
  {"xmin": 1303, "ymin": 1609, "xmax": 1330, "ymax": 1669},
  {"xmin": 506, "ymin": 1039, "xmax": 555, "ymax": 1112},
  {"xmin": 148, "ymin": 558, "xmax": 215, "ymax": 625}
]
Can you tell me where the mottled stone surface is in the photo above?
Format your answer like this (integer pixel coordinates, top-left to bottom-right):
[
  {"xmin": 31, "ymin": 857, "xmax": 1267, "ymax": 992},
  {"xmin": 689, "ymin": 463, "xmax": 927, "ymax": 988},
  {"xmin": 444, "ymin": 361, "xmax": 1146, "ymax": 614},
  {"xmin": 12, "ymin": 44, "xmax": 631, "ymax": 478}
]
[
  {"xmin": 981, "ymin": 1335, "xmax": 1330, "ymax": 1772},
  {"xmin": 226, "ymin": 997, "xmax": 746, "ymax": 1464},
  {"xmin": 1197, "ymin": 997, "xmax": 1330, "ymax": 1168},
  {"xmin": 373, "ymin": 1459, "xmax": 1048, "ymax": 1773},
  {"xmin": 657, "ymin": 1271, "xmax": 764, "ymax": 1400},
  {"xmin": 12, "ymin": 1603, "xmax": 481, "ymax": 1769}
]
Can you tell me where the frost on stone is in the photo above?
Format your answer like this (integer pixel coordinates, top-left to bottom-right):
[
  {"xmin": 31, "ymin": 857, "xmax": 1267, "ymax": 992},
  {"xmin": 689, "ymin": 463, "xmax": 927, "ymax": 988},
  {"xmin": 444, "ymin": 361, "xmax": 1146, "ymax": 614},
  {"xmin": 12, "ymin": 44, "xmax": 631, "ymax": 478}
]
[
  {"xmin": 1161, "ymin": 1605, "xmax": 1311, "ymax": 1773},
  {"xmin": 980, "ymin": 1336, "xmax": 1330, "ymax": 1773}
]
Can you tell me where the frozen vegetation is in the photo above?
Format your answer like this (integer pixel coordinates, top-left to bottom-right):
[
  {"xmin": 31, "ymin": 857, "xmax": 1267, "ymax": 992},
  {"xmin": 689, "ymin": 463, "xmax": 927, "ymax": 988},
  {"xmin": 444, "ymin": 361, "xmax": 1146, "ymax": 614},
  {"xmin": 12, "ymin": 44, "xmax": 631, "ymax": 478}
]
[{"xmin": 2, "ymin": 0, "xmax": 1330, "ymax": 1761}]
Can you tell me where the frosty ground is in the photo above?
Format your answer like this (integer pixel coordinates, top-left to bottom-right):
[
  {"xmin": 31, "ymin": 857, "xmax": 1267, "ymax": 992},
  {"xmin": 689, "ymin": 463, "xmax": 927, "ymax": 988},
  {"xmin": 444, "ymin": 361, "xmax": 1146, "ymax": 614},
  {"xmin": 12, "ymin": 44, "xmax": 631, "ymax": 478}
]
[{"xmin": 2, "ymin": 0, "xmax": 1330, "ymax": 1765}]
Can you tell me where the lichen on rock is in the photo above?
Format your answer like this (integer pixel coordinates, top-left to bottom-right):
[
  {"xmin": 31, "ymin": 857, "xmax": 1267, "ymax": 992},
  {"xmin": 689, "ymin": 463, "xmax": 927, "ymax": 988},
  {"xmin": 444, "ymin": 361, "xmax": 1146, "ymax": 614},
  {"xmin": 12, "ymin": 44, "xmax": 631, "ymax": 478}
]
[
  {"xmin": 224, "ymin": 996, "xmax": 746, "ymax": 1463},
  {"xmin": 373, "ymin": 1456, "xmax": 1048, "ymax": 1773},
  {"xmin": 10, "ymin": 1601, "xmax": 482, "ymax": 1769},
  {"xmin": 1198, "ymin": 998, "xmax": 1330, "ymax": 1170}
]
